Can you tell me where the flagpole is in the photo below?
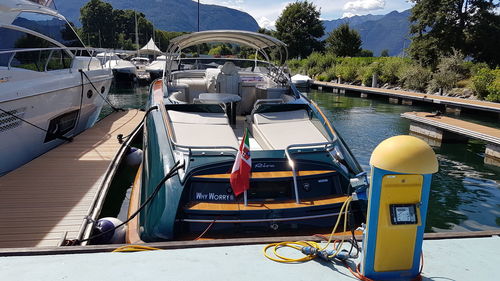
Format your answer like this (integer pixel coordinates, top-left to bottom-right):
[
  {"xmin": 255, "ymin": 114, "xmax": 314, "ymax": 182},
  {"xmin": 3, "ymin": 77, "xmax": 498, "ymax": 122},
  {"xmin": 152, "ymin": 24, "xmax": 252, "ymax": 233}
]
[{"xmin": 244, "ymin": 190, "xmax": 248, "ymax": 206}]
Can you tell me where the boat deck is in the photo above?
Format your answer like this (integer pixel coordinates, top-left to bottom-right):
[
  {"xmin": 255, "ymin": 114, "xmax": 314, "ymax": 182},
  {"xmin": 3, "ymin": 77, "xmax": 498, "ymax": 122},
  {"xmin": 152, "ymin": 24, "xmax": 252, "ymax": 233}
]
[{"xmin": 0, "ymin": 110, "xmax": 144, "ymax": 248}]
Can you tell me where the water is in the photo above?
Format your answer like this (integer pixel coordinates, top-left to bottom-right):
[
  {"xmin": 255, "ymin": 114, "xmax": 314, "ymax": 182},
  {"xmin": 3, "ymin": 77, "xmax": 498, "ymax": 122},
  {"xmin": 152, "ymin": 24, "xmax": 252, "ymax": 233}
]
[{"xmin": 103, "ymin": 84, "xmax": 500, "ymax": 233}]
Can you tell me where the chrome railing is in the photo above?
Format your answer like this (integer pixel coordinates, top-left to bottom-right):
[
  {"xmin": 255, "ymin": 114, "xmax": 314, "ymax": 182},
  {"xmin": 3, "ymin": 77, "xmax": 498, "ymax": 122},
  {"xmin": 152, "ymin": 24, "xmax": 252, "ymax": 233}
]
[
  {"xmin": 0, "ymin": 47, "xmax": 115, "ymax": 72},
  {"xmin": 285, "ymin": 138, "xmax": 338, "ymax": 204}
]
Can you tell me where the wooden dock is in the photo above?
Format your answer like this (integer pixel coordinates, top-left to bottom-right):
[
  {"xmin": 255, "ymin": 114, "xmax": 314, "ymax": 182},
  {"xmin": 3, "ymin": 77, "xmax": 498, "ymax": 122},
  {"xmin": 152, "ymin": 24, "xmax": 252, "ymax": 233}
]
[
  {"xmin": 402, "ymin": 111, "xmax": 500, "ymax": 165},
  {"xmin": 0, "ymin": 109, "xmax": 144, "ymax": 248},
  {"xmin": 312, "ymin": 81, "xmax": 500, "ymax": 114}
]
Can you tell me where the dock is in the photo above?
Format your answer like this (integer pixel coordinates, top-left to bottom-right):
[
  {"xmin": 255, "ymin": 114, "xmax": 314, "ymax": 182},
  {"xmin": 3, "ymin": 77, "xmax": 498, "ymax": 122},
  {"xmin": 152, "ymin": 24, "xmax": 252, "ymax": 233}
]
[
  {"xmin": 402, "ymin": 111, "xmax": 500, "ymax": 165},
  {"xmin": 312, "ymin": 81, "xmax": 500, "ymax": 115},
  {"xmin": 0, "ymin": 109, "xmax": 144, "ymax": 248},
  {"xmin": 0, "ymin": 231, "xmax": 499, "ymax": 280}
]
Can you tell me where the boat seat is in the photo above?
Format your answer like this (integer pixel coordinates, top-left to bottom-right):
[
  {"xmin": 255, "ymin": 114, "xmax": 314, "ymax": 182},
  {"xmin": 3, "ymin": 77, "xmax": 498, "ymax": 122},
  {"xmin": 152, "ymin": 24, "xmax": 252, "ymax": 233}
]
[
  {"xmin": 167, "ymin": 110, "xmax": 239, "ymax": 148},
  {"xmin": 216, "ymin": 62, "xmax": 240, "ymax": 95},
  {"xmin": 251, "ymin": 109, "xmax": 328, "ymax": 150}
]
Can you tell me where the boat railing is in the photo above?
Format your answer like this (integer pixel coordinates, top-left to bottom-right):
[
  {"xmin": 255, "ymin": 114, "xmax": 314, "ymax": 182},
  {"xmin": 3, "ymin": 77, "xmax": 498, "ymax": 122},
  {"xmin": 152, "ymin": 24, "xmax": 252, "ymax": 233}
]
[
  {"xmin": 0, "ymin": 47, "xmax": 115, "ymax": 72},
  {"xmin": 285, "ymin": 139, "xmax": 338, "ymax": 204}
]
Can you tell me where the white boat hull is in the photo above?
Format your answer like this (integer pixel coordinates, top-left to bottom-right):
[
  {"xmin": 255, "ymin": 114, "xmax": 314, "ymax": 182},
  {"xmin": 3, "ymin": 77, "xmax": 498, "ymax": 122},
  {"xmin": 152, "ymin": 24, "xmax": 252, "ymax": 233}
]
[{"xmin": 0, "ymin": 68, "xmax": 113, "ymax": 175}]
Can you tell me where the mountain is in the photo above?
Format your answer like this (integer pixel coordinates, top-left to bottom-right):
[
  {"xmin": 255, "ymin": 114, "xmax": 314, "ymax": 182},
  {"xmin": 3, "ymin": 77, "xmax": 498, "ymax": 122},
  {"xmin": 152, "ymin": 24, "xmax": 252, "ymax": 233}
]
[
  {"xmin": 322, "ymin": 14, "xmax": 384, "ymax": 35},
  {"xmin": 56, "ymin": 0, "xmax": 260, "ymax": 32},
  {"xmin": 323, "ymin": 10, "xmax": 411, "ymax": 57}
]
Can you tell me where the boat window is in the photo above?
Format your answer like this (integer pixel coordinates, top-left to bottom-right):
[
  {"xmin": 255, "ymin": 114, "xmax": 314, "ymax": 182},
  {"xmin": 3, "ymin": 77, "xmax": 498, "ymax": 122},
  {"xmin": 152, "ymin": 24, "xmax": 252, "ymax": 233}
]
[
  {"xmin": 12, "ymin": 12, "xmax": 84, "ymax": 47},
  {"xmin": 46, "ymin": 49, "xmax": 72, "ymax": 70},
  {"xmin": 0, "ymin": 28, "xmax": 58, "ymax": 71}
]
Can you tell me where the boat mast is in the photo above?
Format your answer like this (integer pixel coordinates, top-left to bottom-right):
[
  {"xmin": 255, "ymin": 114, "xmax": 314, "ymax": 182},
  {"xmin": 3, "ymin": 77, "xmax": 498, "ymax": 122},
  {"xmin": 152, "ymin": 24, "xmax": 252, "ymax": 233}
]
[{"xmin": 135, "ymin": 11, "xmax": 139, "ymax": 56}]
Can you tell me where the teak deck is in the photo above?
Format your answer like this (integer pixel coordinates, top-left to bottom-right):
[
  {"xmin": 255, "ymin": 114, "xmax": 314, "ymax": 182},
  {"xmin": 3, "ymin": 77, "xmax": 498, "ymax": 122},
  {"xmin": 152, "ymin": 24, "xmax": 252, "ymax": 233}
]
[
  {"xmin": 313, "ymin": 81, "xmax": 500, "ymax": 113},
  {"xmin": 0, "ymin": 110, "xmax": 144, "ymax": 248},
  {"xmin": 402, "ymin": 111, "xmax": 500, "ymax": 144}
]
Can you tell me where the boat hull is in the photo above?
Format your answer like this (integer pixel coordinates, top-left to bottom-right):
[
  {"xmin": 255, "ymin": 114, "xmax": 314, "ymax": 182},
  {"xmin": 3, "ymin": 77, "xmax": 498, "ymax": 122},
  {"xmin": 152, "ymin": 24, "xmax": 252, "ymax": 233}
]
[{"xmin": 0, "ymin": 69, "xmax": 112, "ymax": 175}]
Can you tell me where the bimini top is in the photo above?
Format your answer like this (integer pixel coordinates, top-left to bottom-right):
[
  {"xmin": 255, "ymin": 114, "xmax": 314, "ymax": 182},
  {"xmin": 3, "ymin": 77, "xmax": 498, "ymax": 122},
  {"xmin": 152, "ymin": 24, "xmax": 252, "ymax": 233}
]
[
  {"xmin": 169, "ymin": 30, "xmax": 286, "ymax": 51},
  {"xmin": 167, "ymin": 30, "xmax": 288, "ymax": 62}
]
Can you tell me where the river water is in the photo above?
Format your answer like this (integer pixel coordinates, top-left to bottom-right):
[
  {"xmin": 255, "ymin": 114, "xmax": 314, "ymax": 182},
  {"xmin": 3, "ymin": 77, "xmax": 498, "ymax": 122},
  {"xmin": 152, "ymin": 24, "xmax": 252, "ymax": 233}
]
[{"xmin": 103, "ymin": 84, "xmax": 500, "ymax": 233}]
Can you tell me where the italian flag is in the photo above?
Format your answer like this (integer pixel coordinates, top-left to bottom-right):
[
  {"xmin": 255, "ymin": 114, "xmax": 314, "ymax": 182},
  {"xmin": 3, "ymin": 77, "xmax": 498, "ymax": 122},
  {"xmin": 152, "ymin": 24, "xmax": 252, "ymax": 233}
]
[{"xmin": 230, "ymin": 128, "xmax": 251, "ymax": 196}]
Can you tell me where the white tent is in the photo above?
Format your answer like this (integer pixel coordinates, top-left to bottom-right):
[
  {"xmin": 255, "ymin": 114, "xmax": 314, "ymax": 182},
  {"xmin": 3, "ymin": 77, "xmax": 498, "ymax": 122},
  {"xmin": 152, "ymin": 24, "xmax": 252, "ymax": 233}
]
[{"xmin": 139, "ymin": 38, "xmax": 163, "ymax": 55}]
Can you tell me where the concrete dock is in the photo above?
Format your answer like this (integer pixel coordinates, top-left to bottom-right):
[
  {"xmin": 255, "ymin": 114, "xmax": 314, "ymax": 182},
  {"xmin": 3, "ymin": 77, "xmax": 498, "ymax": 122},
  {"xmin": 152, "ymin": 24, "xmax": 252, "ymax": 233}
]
[
  {"xmin": 0, "ymin": 231, "xmax": 498, "ymax": 281},
  {"xmin": 402, "ymin": 111, "xmax": 500, "ymax": 165},
  {"xmin": 0, "ymin": 110, "xmax": 144, "ymax": 248},
  {"xmin": 312, "ymin": 81, "xmax": 500, "ymax": 114}
]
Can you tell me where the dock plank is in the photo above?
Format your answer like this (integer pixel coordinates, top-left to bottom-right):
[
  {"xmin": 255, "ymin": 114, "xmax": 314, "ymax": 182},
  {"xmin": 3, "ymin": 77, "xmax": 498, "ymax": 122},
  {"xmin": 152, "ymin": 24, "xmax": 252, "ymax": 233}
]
[
  {"xmin": 0, "ymin": 109, "xmax": 144, "ymax": 248},
  {"xmin": 401, "ymin": 111, "xmax": 500, "ymax": 144}
]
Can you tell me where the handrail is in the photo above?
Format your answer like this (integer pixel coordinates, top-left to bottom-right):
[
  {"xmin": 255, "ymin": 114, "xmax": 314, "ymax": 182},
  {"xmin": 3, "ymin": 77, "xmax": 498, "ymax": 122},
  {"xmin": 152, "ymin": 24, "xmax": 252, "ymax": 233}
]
[
  {"xmin": 0, "ymin": 47, "xmax": 113, "ymax": 71},
  {"xmin": 250, "ymin": 98, "xmax": 284, "ymax": 115},
  {"xmin": 285, "ymin": 139, "xmax": 338, "ymax": 204}
]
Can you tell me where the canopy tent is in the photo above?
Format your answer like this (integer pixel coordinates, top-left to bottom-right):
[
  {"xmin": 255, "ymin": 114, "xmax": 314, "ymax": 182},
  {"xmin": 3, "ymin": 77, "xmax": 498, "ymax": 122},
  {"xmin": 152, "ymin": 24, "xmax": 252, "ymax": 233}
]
[{"xmin": 139, "ymin": 38, "xmax": 163, "ymax": 55}]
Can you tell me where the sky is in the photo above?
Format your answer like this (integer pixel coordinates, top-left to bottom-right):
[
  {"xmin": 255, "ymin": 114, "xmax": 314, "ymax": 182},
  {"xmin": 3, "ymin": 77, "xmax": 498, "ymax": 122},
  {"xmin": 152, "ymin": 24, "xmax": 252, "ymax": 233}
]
[{"xmin": 200, "ymin": 0, "xmax": 413, "ymax": 29}]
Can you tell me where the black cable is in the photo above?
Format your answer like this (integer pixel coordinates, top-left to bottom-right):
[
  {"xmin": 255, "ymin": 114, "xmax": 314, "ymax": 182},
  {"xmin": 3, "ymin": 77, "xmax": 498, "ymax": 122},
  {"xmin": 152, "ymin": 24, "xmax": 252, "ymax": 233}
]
[
  {"xmin": 0, "ymin": 107, "xmax": 73, "ymax": 142},
  {"xmin": 117, "ymin": 106, "xmax": 158, "ymax": 144},
  {"xmin": 66, "ymin": 161, "xmax": 184, "ymax": 245},
  {"xmin": 79, "ymin": 69, "xmax": 124, "ymax": 112}
]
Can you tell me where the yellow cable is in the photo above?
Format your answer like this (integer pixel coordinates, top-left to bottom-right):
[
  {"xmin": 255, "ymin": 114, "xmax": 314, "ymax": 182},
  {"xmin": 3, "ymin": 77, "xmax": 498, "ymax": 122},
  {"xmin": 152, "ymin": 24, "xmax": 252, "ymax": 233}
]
[
  {"xmin": 263, "ymin": 196, "xmax": 353, "ymax": 263},
  {"xmin": 112, "ymin": 245, "xmax": 161, "ymax": 252}
]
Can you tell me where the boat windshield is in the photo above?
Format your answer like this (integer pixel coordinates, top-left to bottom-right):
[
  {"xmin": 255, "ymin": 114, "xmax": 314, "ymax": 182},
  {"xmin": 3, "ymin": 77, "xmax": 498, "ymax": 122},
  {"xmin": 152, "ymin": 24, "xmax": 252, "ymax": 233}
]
[
  {"xmin": 175, "ymin": 57, "xmax": 271, "ymax": 73},
  {"xmin": 12, "ymin": 12, "xmax": 84, "ymax": 47}
]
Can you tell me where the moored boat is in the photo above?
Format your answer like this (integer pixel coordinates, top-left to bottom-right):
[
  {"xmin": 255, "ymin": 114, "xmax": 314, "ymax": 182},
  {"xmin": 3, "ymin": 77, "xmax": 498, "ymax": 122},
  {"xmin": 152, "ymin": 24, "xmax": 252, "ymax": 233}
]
[
  {"xmin": 127, "ymin": 30, "xmax": 367, "ymax": 242},
  {"xmin": 0, "ymin": 0, "xmax": 113, "ymax": 175}
]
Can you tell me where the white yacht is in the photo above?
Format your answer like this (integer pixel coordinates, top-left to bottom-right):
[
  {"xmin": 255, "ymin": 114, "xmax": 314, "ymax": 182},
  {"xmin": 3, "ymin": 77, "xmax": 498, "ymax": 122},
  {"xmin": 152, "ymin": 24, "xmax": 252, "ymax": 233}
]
[
  {"xmin": 145, "ymin": 55, "xmax": 180, "ymax": 80},
  {"xmin": 130, "ymin": 56, "xmax": 150, "ymax": 82},
  {"xmin": 96, "ymin": 53, "xmax": 137, "ymax": 82},
  {"xmin": 0, "ymin": 0, "xmax": 113, "ymax": 175}
]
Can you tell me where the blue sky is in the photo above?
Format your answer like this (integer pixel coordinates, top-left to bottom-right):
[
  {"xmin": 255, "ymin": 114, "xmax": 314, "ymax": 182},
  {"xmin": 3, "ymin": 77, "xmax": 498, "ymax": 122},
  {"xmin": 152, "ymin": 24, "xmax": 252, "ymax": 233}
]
[{"xmin": 200, "ymin": 0, "xmax": 413, "ymax": 29}]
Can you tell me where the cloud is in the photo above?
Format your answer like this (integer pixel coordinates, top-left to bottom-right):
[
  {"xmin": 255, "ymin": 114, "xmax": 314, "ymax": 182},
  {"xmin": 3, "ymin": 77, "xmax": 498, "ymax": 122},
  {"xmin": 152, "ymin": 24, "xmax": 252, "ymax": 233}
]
[
  {"xmin": 343, "ymin": 0, "xmax": 385, "ymax": 12},
  {"xmin": 257, "ymin": 16, "xmax": 276, "ymax": 30},
  {"xmin": 342, "ymin": 12, "xmax": 360, "ymax": 18}
]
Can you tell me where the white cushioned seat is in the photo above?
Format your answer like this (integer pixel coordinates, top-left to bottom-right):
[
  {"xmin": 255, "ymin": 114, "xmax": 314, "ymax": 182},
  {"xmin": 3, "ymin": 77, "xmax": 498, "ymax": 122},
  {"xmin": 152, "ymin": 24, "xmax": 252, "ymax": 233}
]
[
  {"xmin": 252, "ymin": 109, "xmax": 328, "ymax": 150},
  {"xmin": 167, "ymin": 110, "xmax": 238, "ymax": 148}
]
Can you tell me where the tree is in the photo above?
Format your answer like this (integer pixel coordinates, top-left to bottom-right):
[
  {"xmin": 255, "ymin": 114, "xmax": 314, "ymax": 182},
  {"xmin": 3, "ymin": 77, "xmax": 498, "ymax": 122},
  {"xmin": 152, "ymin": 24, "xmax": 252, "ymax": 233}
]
[
  {"xmin": 380, "ymin": 49, "xmax": 389, "ymax": 57},
  {"xmin": 208, "ymin": 45, "xmax": 232, "ymax": 56},
  {"xmin": 325, "ymin": 23, "xmax": 361, "ymax": 57},
  {"xmin": 409, "ymin": 0, "xmax": 500, "ymax": 67},
  {"xmin": 357, "ymin": 49, "xmax": 373, "ymax": 57},
  {"xmin": 80, "ymin": 0, "xmax": 114, "ymax": 47},
  {"xmin": 275, "ymin": 1, "xmax": 324, "ymax": 59}
]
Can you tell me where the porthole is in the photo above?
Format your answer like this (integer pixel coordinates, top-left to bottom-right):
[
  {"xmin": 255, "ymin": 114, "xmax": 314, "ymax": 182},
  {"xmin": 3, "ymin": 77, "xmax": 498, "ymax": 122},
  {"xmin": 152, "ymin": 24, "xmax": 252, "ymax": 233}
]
[{"xmin": 87, "ymin": 90, "xmax": 93, "ymax": 98}]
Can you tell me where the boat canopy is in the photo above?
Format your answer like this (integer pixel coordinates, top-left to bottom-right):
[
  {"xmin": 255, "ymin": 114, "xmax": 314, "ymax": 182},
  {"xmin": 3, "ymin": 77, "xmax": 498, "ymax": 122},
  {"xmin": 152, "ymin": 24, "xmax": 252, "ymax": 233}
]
[{"xmin": 166, "ymin": 30, "xmax": 288, "ymax": 63}]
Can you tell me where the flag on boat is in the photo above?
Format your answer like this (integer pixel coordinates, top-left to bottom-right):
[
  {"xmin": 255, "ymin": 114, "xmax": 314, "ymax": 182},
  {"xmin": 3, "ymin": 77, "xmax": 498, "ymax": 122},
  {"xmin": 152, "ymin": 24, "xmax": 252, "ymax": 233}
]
[{"xmin": 230, "ymin": 128, "xmax": 251, "ymax": 196}]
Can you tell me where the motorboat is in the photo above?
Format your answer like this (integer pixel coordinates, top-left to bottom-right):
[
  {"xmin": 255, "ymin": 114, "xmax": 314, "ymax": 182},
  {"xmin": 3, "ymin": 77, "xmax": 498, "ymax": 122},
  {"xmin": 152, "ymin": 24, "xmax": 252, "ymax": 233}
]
[
  {"xmin": 291, "ymin": 74, "xmax": 313, "ymax": 89},
  {"xmin": 96, "ymin": 52, "xmax": 137, "ymax": 82},
  {"xmin": 0, "ymin": 0, "xmax": 113, "ymax": 175},
  {"xmin": 127, "ymin": 30, "xmax": 366, "ymax": 242},
  {"xmin": 131, "ymin": 56, "xmax": 151, "ymax": 83},
  {"xmin": 145, "ymin": 55, "xmax": 179, "ymax": 80}
]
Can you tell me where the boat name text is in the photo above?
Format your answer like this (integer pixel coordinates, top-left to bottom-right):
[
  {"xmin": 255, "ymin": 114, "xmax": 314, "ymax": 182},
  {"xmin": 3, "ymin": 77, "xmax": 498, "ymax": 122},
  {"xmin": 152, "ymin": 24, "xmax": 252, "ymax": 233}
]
[{"xmin": 195, "ymin": 192, "xmax": 234, "ymax": 201}]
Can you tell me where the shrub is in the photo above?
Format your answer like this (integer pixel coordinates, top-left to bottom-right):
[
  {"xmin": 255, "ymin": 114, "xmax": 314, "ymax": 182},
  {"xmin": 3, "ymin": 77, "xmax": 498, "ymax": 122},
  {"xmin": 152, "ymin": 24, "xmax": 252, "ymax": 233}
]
[
  {"xmin": 379, "ymin": 58, "xmax": 404, "ymax": 85},
  {"xmin": 399, "ymin": 64, "xmax": 432, "ymax": 92},
  {"xmin": 485, "ymin": 69, "xmax": 500, "ymax": 102},
  {"xmin": 324, "ymin": 67, "xmax": 337, "ymax": 82},
  {"xmin": 307, "ymin": 66, "xmax": 323, "ymax": 77},
  {"xmin": 336, "ymin": 61, "xmax": 358, "ymax": 82},
  {"xmin": 305, "ymin": 52, "xmax": 323, "ymax": 70},
  {"xmin": 471, "ymin": 67, "xmax": 494, "ymax": 99},
  {"xmin": 427, "ymin": 52, "xmax": 466, "ymax": 93}
]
